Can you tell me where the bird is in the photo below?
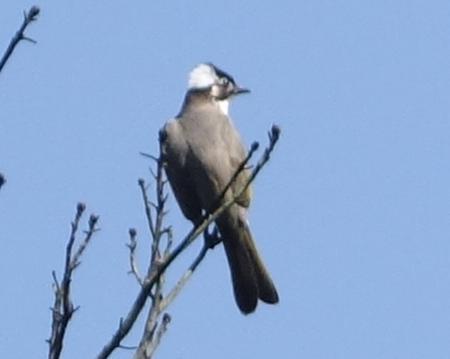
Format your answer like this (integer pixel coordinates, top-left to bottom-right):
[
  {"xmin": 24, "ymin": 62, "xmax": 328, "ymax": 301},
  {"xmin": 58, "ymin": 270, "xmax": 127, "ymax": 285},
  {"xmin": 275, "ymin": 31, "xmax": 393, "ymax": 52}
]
[{"xmin": 161, "ymin": 63, "xmax": 279, "ymax": 314}]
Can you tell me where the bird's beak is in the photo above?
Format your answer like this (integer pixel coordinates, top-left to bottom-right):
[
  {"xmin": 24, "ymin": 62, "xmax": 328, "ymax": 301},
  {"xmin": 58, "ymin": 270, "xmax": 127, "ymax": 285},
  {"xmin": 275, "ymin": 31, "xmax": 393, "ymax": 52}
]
[{"xmin": 233, "ymin": 86, "xmax": 250, "ymax": 95}]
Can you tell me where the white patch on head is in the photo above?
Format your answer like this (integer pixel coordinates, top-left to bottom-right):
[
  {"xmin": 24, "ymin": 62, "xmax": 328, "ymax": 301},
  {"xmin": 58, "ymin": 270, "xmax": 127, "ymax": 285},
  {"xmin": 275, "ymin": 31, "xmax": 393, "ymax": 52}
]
[
  {"xmin": 216, "ymin": 99, "xmax": 229, "ymax": 115},
  {"xmin": 188, "ymin": 63, "xmax": 217, "ymax": 90}
]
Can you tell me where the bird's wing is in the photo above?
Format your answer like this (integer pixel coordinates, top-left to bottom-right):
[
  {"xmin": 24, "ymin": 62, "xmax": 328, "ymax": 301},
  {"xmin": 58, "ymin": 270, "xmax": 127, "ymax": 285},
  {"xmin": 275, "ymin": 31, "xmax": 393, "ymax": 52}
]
[{"xmin": 161, "ymin": 119, "xmax": 202, "ymax": 223}]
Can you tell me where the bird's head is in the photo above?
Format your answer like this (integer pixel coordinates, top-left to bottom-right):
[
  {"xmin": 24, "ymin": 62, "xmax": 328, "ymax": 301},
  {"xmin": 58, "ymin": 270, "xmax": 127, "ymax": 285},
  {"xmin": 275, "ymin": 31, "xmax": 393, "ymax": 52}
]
[{"xmin": 187, "ymin": 63, "xmax": 250, "ymax": 101}]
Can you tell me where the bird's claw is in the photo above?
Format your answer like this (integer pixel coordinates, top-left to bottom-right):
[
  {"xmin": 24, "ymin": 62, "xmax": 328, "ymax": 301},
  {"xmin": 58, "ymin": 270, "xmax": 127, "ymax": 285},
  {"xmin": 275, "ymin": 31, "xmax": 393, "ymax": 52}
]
[{"xmin": 203, "ymin": 226, "xmax": 222, "ymax": 249}]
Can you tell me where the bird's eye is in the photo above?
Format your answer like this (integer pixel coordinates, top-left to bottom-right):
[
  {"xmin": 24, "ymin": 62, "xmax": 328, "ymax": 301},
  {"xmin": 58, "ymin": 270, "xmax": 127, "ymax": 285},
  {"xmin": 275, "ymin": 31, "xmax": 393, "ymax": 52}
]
[{"xmin": 219, "ymin": 77, "xmax": 229, "ymax": 85}]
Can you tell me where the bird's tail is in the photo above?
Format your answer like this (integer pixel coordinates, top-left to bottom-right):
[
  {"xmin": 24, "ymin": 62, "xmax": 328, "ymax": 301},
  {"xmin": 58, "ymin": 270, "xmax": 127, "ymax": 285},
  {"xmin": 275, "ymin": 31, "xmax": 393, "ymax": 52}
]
[{"xmin": 217, "ymin": 206, "xmax": 279, "ymax": 314}]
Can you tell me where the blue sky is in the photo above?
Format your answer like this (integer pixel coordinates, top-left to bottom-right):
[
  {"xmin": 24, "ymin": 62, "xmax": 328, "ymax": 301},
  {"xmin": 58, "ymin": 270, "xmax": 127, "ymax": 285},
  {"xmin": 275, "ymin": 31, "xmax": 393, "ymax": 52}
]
[{"xmin": 1, "ymin": 1, "xmax": 450, "ymax": 358}]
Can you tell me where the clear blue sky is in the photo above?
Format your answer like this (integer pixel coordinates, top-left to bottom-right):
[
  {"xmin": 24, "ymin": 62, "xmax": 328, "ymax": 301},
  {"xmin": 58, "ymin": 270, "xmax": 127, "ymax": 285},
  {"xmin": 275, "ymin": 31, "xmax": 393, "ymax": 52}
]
[{"xmin": 1, "ymin": 1, "xmax": 450, "ymax": 358}]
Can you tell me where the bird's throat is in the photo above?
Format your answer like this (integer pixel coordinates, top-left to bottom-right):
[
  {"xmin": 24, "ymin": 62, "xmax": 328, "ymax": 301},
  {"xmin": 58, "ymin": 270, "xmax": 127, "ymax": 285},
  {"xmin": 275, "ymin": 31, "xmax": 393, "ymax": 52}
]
[{"xmin": 216, "ymin": 99, "xmax": 230, "ymax": 116}]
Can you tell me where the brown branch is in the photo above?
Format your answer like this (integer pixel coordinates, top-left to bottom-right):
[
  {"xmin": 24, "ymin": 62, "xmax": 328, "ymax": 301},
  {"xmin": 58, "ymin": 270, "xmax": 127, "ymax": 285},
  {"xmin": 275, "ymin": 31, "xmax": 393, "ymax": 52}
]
[
  {"xmin": 159, "ymin": 230, "xmax": 221, "ymax": 313},
  {"xmin": 0, "ymin": 5, "xmax": 40, "ymax": 74},
  {"xmin": 71, "ymin": 214, "xmax": 99, "ymax": 270},
  {"xmin": 97, "ymin": 125, "xmax": 281, "ymax": 359},
  {"xmin": 243, "ymin": 125, "xmax": 281, "ymax": 191},
  {"xmin": 137, "ymin": 313, "xmax": 171, "ymax": 359},
  {"xmin": 47, "ymin": 203, "xmax": 99, "ymax": 359},
  {"xmin": 154, "ymin": 313, "xmax": 171, "ymax": 351},
  {"xmin": 215, "ymin": 141, "xmax": 259, "ymax": 208},
  {"xmin": 133, "ymin": 276, "xmax": 164, "ymax": 359},
  {"xmin": 127, "ymin": 228, "xmax": 144, "ymax": 286},
  {"xmin": 138, "ymin": 178, "xmax": 156, "ymax": 246}
]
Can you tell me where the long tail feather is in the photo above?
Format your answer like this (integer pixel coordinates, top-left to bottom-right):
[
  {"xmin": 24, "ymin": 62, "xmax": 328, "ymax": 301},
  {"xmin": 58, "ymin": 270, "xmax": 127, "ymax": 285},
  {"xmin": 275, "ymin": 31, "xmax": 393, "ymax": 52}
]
[{"xmin": 217, "ymin": 206, "xmax": 279, "ymax": 314}]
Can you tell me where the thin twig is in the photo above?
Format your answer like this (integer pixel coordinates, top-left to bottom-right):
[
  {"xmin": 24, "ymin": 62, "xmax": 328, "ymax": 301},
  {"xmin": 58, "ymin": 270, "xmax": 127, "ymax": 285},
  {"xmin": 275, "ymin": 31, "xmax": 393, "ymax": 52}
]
[
  {"xmin": 159, "ymin": 230, "xmax": 221, "ymax": 312},
  {"xmin": 48, "ymin": 203, "xmax": 84, "ymax": 359},
  {"xmin": 242, "ymin": 125, "xmax": 281, "ymax": 192},
  {"xmin": 47, "ymin": 203, "xmax": 99, "ymax": 359},
  {"xmin": 138, "ymin": 179, "xmax": 156, "ymax": 244},
  {"xmin": 0, "ymin": 6, "xmax": 40, "ymax": 74},
  {"xmin": 152, "ymin": 142, "xmax": 167, "ymax": 265},
  {"xmin": 215, "ymin": 141, "xmax": 259, "ymax": 208},
  {"xmin": 97, "ymin": 125, "xmax": 281, "ymax": 359},
  {"xmin": 71, "ymin": 214, "xmax": 99, "ymax": 270},
  {"xmin": 127, "ymin": 228, "xmax": 143, "ymax": 285}
]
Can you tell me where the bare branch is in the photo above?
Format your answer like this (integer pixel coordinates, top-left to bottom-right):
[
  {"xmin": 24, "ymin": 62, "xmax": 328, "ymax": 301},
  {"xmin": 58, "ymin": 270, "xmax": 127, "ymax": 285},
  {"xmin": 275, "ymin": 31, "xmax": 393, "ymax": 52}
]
[
  {"xmin": 47, "ymin": 203, "xmax": 99, "ymax": 359},
  {"xmin": 71, "ymin": 214, "xmax": 99, "ymax": 270},
  {"xmin": 0, "ymin": 5, "xmax": 40, "ymax": 74},
  {"xmin": 135, "ymin": 313, "xmax": 171, "ymax": 359},
  {"xmin": 133, "ymin": 276, "xmax": 164, "ymax": 359},
  {"xmin": 139, "ymin": 152, "xmax": 159, "ymax": 163},
  {"xmin": 147, "ymin": 137, "xmax": 168, "ymax": 267},
  {"xmin": 138, "ymin": 178, "xmax": 156, "ymax": 242},
  {"xmin": 159, "ymin": 229, "xmax": 221, "ymax": 313},
  {"xmin": 127, "ymin": 228, "xmax": 143, "ymax": 286},
  {"xmin": 153, "ymin": 313, "xmax": 171, "ymax": 354},
  {"xmin": 215, "ymin": 141, "xmax": 259, "ymax": 208},
  {"xmin": 244, "ymin": 125, "xmax": 281, "ymax": 189}
]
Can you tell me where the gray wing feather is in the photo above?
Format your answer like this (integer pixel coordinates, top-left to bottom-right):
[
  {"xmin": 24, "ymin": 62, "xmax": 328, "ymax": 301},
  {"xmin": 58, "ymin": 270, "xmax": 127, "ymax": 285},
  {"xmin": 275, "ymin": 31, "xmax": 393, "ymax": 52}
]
[{"xmin": 162, "ymin": 120, "xmax": 202, "ymax": 222}]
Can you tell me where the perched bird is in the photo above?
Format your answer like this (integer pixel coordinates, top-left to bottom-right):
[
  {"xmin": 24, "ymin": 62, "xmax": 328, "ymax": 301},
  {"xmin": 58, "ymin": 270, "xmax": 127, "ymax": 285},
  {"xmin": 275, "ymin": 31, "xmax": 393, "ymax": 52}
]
[{"xmin": 161, "ymin": 63, "xmax": 278, "ymax": 314}]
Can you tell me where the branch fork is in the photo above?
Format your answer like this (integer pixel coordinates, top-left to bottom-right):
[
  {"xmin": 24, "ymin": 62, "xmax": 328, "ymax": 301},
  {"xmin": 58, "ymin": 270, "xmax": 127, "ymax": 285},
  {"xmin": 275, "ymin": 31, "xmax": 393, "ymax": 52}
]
[{"xmin": 0, "ymin": 6, "xmax": 40, "ymax": 74}]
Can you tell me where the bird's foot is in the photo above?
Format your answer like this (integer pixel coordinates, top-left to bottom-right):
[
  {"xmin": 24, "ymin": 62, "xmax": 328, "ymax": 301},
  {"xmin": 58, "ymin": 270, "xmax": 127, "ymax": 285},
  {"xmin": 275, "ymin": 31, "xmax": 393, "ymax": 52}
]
[{"xmin": 203, "ymin": 226, "xmax": 222, "ymax": 249}]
